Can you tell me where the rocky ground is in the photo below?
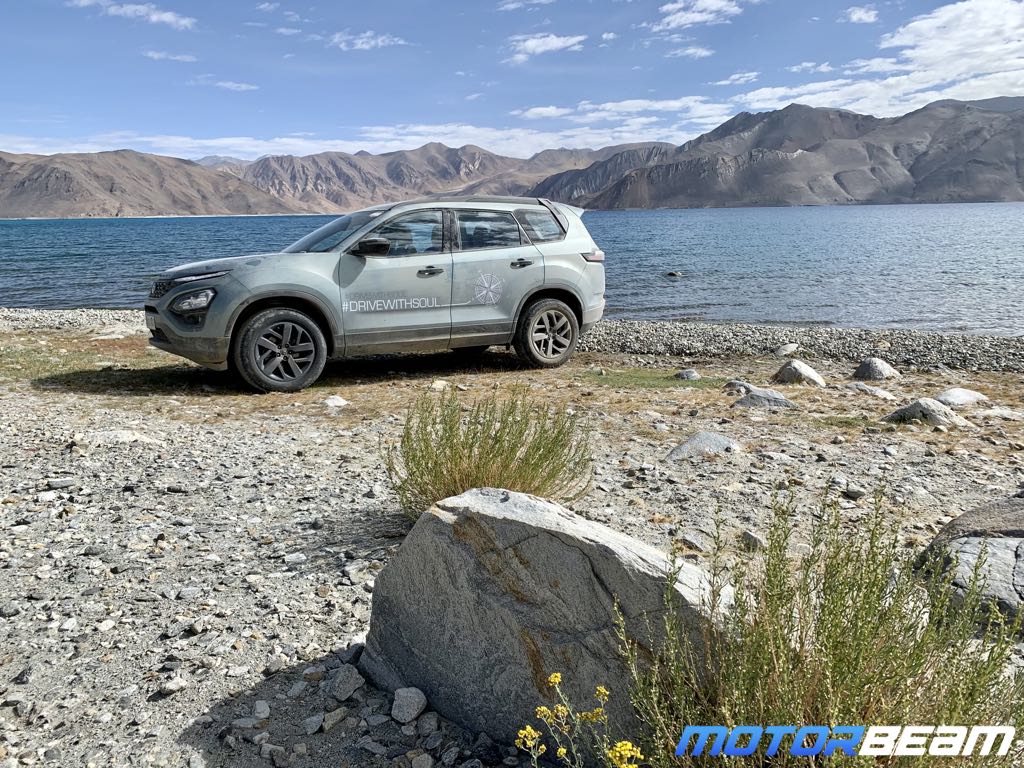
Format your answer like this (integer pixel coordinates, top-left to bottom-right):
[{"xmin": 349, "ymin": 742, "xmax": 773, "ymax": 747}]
[{"xmin": 1, "ymin": 309, "xmax": 1022, "ymax": 767}]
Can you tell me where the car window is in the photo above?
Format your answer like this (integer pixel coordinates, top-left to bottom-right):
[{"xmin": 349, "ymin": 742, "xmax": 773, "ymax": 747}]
[
  {"xmin": 514, "ymin": 208, "xmax": 565, "ymax": 243},
  {"xmin": 369, "ymin": 210, "xmax": 444, "ymax": 257},
  {"xmin": 455, "ymin": 210, "xmax": 522, "ymax": 251}
]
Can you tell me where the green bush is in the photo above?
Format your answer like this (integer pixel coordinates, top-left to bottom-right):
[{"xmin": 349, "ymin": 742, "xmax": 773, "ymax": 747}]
[
  {"xmin": 384, "ymin": 387, "xmax": 591, "ymax": 517},
  {"xmin": 621, "ymin": 497, "xmax": 1024, "ymax": 767}
]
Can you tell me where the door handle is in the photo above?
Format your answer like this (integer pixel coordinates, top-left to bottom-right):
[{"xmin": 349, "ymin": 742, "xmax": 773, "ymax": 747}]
[
  {"xmin": 417, "ymin": 266, "xmax": 445, "ymax": 276},
  {"xmin": 510, "ymin": 258, "xmax": 534, "ymax": 268}
]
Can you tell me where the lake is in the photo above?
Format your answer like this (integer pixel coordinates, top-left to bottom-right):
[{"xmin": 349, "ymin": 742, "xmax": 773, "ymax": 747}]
[{"xmin": 1, "ymin": 203, "xmax": 1021, "ymax": 335}]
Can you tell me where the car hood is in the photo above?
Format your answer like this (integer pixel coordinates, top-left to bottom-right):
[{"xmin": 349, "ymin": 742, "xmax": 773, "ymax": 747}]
[{"xmin": 161, "ymin": 253, "xmax": 282, "ymax": 279}]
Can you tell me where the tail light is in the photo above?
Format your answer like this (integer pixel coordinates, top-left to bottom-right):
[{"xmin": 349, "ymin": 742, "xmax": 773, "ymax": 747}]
[{"xmin": 582, "ymin": 249, "xmax": 605, "ymax": 262}]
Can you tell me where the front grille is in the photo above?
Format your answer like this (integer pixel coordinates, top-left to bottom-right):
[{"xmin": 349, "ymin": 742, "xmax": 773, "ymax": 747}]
[{"xmin": 150, "ymin": 279, "xmax": 173, "ymax": 299}]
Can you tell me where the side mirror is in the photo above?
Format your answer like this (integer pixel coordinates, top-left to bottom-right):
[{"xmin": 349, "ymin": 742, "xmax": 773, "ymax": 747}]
[{"xmin": 351, "ymin": 236, "xmax": 391, "ymax": 257}]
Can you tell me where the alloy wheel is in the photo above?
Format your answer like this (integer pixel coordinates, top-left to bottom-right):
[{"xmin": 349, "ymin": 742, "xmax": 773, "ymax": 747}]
[
  {"xmin": 254, "ymin": 322, "xmax": 316, "ymax": 382},
  {"xmin": 530, "ymin": 309, "xmax": 573, "ymax": 359}
]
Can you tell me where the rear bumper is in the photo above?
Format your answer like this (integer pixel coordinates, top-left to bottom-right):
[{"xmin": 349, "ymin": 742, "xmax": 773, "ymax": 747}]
[
  {"xmin": 147, "ymin": 310, "xmax": 230, "ymax": 371},
  {"xmin": 581, "ymin": 298, "xmax": 605, "ymax": 334}
]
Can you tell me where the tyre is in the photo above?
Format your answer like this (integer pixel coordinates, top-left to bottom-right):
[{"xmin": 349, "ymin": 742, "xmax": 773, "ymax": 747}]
[
  {"xmin": 512, "ymin": 298, "xmax": 579, "ymax": 368},
  {"xmin": 232, "ymin": 308, "xmax": 328, "ymax": 392}
]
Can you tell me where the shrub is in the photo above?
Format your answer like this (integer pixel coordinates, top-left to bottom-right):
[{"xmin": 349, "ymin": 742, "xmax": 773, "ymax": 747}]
[
  {"xmin": 621, "ymin": 497, "xmax": 1024, "ymax": 767},
  {"xmin": 384, "ymin": 387, "xmax": 591, "ymax": 517}
]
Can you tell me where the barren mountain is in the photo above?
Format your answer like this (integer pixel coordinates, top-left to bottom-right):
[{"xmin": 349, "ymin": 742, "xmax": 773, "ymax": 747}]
[
  {"xmin": 0, "ymin": 150, "xmax": 309, "ymax": 218},
  {"xmin": 533, "ymin": 100, "xmax": 1024, "ymax": 209}
]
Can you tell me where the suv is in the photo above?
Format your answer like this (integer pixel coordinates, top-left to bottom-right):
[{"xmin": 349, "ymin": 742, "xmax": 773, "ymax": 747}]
[{"xmin": 146, "ymin": 196, "xmax": 605, "ymax": 392}]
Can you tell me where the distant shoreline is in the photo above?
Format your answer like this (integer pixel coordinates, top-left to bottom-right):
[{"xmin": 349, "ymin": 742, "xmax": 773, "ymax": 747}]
[{"xmin": 2, "ymin": 199, "xmax": 1023, "ymax": 222}]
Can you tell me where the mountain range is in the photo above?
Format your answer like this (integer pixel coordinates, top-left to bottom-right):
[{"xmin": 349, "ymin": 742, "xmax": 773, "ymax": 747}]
[{"xmin": 1, "ymin": 97, "xmax": 1022, "ymax": 218}]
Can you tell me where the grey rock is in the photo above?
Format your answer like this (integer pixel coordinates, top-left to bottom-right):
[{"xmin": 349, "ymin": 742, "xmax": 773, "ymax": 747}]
[
  {"xmin": 283, "ymin": 552, "xmax": 307, "ymax": 565},
  {"xmin": 359, "ymin": 488, "xmax": 723, "ymax": 746},
  {"xmin": 740, "ymin": 530, "xmax": 766, "ymax": 552},
  {"xmin": 667, "ymin": 431, "xmax": 743, "ymax": 460},
  {"xmin": 726, "ymin": 381, "xmax": 797, "ymax": 410},
  {"xmin": 883, "ymin": 398, "xmax": 972, "ymax": 428},
  {"xmin": 302, "ymin": 712, "xmax": 325, "ymax": 735},
  {"xmin": 775, "ymin": 342, "xmax": 799, "ymax": 357},
  {"xmin": 412, "ymin": 755, "xmax": 434, "ymax": 768},
  {"xmin": 252, "ymin": 700, "xmax": 271, "ymax": 720},
  {"xmin": 926, "ymin": 496, "xmax": 1024, "ymax": 618},
  {"xmin": 322, "ymin": 706, "xmax": 348, "ymax": 733},
  {"xmin": 46, "ymin": 478, "xmax": 76, "ymax": 490},
  {"xmin": 159, "ymin": 676, "xmax": 188, "ymax": 695},
  {"xmin": 772, "ymin": 359, "xmax": 825, "ymax": 387},
  {"xmin": 673, "ymin": 368, "xmax": 701, "ymax": 380},
  {"xmin": 844, "ymin": 382, "xmax": 897, "ymax": 400},
  {"xmin": 853, "ymin": 357, "xmax": 901, "ymax": 381},
  {"xmin": 329, "ymin": 664, "xmax": 365, "ymax": 702},
  {"xmin": 392, "ymin": 687, "xmax": 428, "ymax": 723},
  {"xmin": 934, "ymin": 387, "xmax": 989, "ymax": 408}
]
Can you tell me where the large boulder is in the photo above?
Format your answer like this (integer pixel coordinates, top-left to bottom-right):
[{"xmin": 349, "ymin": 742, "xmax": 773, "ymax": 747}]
[
  {"xmin": 882, "ymin": 398, "xmax": 972, "ymax": 428},
  {"xmin": 853, "ymin": 357, "xmax": 901, "ymax": 381},
  {"xmin": 934, "ymin": 387, "xmax": 989, "ymax": 408},
  {"xmin": 359, "ymin": 488, "xmax": 721, "ymax": 745},
  {"xmin": 772, "ymin": 359, "xmax": 826, "ymax": 387},
  {"xmin": 668, "ymin": 431, "xmax": 743, "ymax": 460},
  {"xmin": 926, "ymin": 495, "xmax": 1024, "ymax": 618}
]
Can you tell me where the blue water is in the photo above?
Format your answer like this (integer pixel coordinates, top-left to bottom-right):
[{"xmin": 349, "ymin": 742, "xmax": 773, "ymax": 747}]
[{"xmin": 1, "ymin": 203, "xmax": 1022, "ymax": 335}]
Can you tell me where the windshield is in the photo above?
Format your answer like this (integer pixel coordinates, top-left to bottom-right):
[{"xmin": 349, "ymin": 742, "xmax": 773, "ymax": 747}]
[{"xmin": 283, "ymin": 210, "xmax": 385, "ymax": 253}]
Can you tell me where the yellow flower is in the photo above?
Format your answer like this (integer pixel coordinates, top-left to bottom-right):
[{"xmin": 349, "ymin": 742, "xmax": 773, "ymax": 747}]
[
  {"xmin": 607, "ymin": 740, "xmax": 644, "ymax": 768},
  {"xmin": 547, "ymin": 672, "xmax": 562, "ymax": 686},
  {"xmin": 535, "ymin": 705, "xmax": 554, "ymax": 725},
  {"xmin": 595, "ymin": 685, "xmax": 610, "ymax": 703},
  {"xmin": 554, "ymin": 704, "xmax": 569, "ymax": 720},
  {"xmin": 579, "ymin": 706, "xmax": 605, "ymax": 723},
  {"xmin": 516, "ymin": 725, "xmax": 542, "ymax": 750},
  {"xmin": 557, "ymin": 747, "xmax": 567, "ymax": 759}
]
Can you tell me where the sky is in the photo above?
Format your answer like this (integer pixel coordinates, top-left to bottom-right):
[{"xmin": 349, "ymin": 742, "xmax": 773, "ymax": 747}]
[{"xmin": 2, "ymin": 0, "xmax": 1023, "ymax": 159}]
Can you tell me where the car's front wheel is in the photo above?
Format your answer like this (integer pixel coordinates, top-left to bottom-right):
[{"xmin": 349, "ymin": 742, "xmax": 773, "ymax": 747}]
[
  {"xmin": 233, "ymin": 308, "xmax": 327, "ymax": 392},
  {"xmin": 512, "ymin": 298, "xmax": 579, "ymax": 368}
]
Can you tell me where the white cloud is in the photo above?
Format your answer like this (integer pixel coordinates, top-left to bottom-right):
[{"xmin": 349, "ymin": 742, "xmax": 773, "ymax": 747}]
[
  {"xmin": 497, "ymin": 0, "xmax": 555, "ymax": 9},
  {"xmin": 465, "ymin": 93, "xmax": 484, "ymax": 101},
  {"xmin": 666, "ymin": 45, "xmax": 714, "ymax": 58},
  {"xmin": 505, "ymin": 33, "xmax": 587, "ymax": 64},
  {"xmin": 67, "ymin": 0, "xmax": 196, "ymax": 30},
  {"xmin": 329, "ymin": 30, "xmax": 409, "ymax": 51},
  {"xmin": 274, "ymin": 27, "xmax": 301, "ymax": 35},
  {"xmin": 713, "ymin": 71, "xmax": 759, "ymax": 85},
  {"xmin": 649, "ymin": 0, "xmax": 745, "ymax": 31},
  {"xmin": 512, "ymin": 105, "xmax": 576, "ymax": 118},
  {"xmin": 740, "ymin": 0, "xmax": 1024, "ymax": 116},
  {"xmin": 256, "ymin": 2, "xmax": 278, "ymax": 10},
  {"xmin": 601, "ymin": 32, "xmax": 618, "ymax": 40},
  {"xmin": 143, "ymin": 50, "xmax": 197, "ymax": 62},
  {"xmin": 189, "ymin": 74, "xmax": 260, "ymax": 92},
  {"xmin": 786, "ymin": 61, "xmax": 833, "ymax": 73},
  {"xmin": 841, "ymin": 5, "xmax": 878, "ymax": 23}
]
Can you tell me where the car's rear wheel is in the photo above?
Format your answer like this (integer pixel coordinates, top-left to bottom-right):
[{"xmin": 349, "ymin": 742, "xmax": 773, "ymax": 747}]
[
  {"xmin": 233, "ymin": 308, "xmax": 327, "ymax": 392},
  {"xmin": 512, "ymin": 298, "xmax": 579, "ymax": 368}
]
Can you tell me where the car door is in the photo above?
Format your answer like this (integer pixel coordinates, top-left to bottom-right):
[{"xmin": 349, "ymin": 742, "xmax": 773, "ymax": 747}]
[
  {"xmin": 337, "ymin": 208, "xmax": 453, "ymax": 354},
  {"xmin": 449, "ymin": 208, "xmax": 544, "ymax": 346}
]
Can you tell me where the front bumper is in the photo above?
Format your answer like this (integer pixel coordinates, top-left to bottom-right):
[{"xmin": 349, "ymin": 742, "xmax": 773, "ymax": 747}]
[{"xmin": 145, "ymin": 275, "xmax": 241, "ymax": 371}]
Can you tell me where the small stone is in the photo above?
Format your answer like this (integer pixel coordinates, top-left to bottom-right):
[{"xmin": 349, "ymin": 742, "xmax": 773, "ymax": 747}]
[
  {"xmin": 97, "ymin": 619, "xmax": 116, "ymax": 632},
  {"xmin": 253, "ymin": 700, "xmax": 271, "ymax": 720},
  {"xmin": 667, "ymin": 431, "xmax": 742, "ymax": 460},
  {"xmin": 329, "ymin": 664, "xmax": 365, "ymax": 701},
  {"xmin": 322, "ymin": 706, "xmax": 348, "ymax": 733},
  {"xmin": 740, "ymin": 530, "xmax": 766, "ymax": 552},
  {"xmin": 284, "ymin": 552, "xmax": 308, "ymax": 565},
  {"xmin": 843, "ymin": 485, "xmax": 868, "ymax": 501},
  {"xmin": 303, "ymin": 664, "xmax": 326, "ymax": 682},
  {"xmin": 392, "ymin": 687, "xmax": 428, "ymax": 723},
  {"xmin": 934, "ymin": 387, "xmax": 989, "ymax": 408},
  {"xmin": 46, "ymin": 478, "xmax": 75, "ymax": 490},
  {"xmin": 417, "ymin": 711, "xmax": 440, "ymax": 736},
  {"xmin": 302, "ymin": 712, "xmax": 325, "ymax": 735},
  {"xmin": 412, "ymin": 755, "xmax": 435, "ymax": 768},
  {"xmin": 159, "ymin": 676, "xmax": 188, "ymax": 695},
  {"xmin": 673, "ymin": 368, "xmax": 701, "ymax": 381},
  {"xmin": 324, "ymin": 395, "xmax": 350, "ymax": 408},
  {"xmin": 883, "ymin": 398, "xmax": 971, "ymax": 428},
  {"xmin": 429, "ymin": 380, "xmax": 450, "ymax": 392},
  {"xmin": 1, "ymin": 603, "xmax": 22, "ymax": 618},
  {"xmin": 37, "ymin": 491, "xmax": 59, "ymax": 503},
  {"xmin": 772, "ymin": 359, "xmax": 826, "ymax": 387},
  {"xmin": 59, "ymin": 617, "xmax": 78, "ymax": 632}
]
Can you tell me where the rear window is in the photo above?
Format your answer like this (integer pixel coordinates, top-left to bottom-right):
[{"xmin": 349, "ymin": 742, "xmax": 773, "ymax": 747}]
[
  {"xmin": 514, "ymin": 208, "xmax": 565, "ymax": 243},
  {"xmin": 455, "ymin": 210, "xmax": 523, "ymax": 250}
]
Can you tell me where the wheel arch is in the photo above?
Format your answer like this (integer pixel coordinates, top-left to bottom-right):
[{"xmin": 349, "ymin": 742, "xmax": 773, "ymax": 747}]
[
  {"xmin": 513, "ymin": 285, "xmax": 584, "ymax": 331},
  {"xmin": 227, "ymin": 291, "xmax": 339, "ymax": 357}
]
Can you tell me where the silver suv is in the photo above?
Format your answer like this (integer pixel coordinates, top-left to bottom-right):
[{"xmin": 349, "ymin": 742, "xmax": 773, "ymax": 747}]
[{"xmin": 146, "ymin": 196, "xmax": 605, "ymax": 392}]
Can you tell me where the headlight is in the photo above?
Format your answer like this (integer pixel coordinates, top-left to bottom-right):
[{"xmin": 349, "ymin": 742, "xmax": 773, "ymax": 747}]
[{"xmin": 171, "ymin": 288, "xmax": 216, "ymax": 313}]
